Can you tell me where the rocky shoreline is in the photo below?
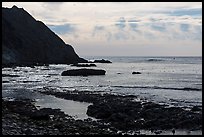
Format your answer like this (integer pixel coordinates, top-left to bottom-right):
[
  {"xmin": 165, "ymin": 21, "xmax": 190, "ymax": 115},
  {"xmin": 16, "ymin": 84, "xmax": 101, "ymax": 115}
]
[
  {"xmin": 39, "ymin": 88, "xmax": 202, "ymax": 131},
  {"xmin": 2, "ymin": 87, "xmax": 202, "ymax": 135},
  {"xmin": 2, "ymin": 99, "xmax": 119, "ymax": 135}
]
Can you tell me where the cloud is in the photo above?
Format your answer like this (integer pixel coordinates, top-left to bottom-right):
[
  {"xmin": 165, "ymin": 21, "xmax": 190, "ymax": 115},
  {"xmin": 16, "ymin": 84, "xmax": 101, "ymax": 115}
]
[
  {"xmin": 2, "ymin": 2, "xmax": 201, "ymax": 56},
  {"xmin": 94, "ymin": 26, "xmax": 105, "ymax": 31},
  {"xmin": 191, "ymin": 25, "xmax": 202, "ymax": 41},
  {"xmin": 166, "ymin": 7, "xmax": 202, "ymax": 16},
  {"xmin": 47, "ymin": 23, "xmax": 76, "ymax": 35},
  {"xmin": 92, "ymin": 25, "xmax": 105, "ymax": 36},
  {"xmin": 128, "ymin": 24, "xmax": 138, "ymax": 32},
  {"xmin": 115, "ymin": 17, "xmax": 126, "ymax": 29},
  {"xmin": 114, "ymin": 32, "xmax": 128, "ymax": 40},
  {"xmin": 41, "ymin": 2, "xmax": 64, "ymax": 10},
  {"xmin": 180, "ymin": 23, "xmax": 190, "ymax": 32},
  {"xmin": 151, "ymin": 23, "xmax": 166, "ymax": 32},
  {"xmin": 91, "ymin": 25, "xmax": 114, "ymax": 42},
  {"xmin": 149, "ymin": 18, "xmax": 163, "ymax": 22},
  {"xmin": 128, "ymin": 19, "xmax": 141, "ymax": 23}
]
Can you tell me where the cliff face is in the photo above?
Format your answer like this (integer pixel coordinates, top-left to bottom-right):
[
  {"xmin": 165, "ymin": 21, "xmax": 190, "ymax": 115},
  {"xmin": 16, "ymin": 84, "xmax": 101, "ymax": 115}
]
[{"xmin": 2, "ymin": 6, "xmax": 87, "ymax": 65}]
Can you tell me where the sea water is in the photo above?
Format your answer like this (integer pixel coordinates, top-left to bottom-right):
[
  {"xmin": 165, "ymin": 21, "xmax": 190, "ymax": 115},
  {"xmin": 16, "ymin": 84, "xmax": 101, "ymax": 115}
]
[{"xmin": 2, "ymin": 56, "xmax": 202, "ymax": 115}]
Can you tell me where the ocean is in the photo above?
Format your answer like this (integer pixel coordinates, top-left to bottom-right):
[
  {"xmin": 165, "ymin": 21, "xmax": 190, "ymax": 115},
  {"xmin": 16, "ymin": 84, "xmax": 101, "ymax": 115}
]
[{"xmin": 2, "ymin": 56, "xmax": 202, "ymax": 109}]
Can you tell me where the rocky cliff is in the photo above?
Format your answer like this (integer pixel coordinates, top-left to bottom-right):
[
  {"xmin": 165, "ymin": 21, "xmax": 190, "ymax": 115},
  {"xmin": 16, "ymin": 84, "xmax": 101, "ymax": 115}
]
[{"xmin": 2, "ymin": 5, "xmax": 87, "ymax": 66}]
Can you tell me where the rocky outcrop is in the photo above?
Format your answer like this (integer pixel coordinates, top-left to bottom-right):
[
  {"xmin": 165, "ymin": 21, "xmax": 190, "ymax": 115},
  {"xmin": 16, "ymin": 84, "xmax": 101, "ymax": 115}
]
[
  {"xmin": 61, "ymin": 69, "xmax": 106, "ymax": 76},
  {"xmin": 132, "ymin": 72, "xmax": 141, "ymax": 74},
  {"xmin": 2, "ymin": 74, "xmax": 20, "ymax": 77},
  {"xmin": 93, "ymin": 59, "xmax": 112, "ymax": 63},
  {"xmin": 2, "ymin": 99, "xmax": 118, "ymax": 135},
  {"xmin": 39, "ymin": 89, "xmax": 202, "ymax": 132},
  {"xmin": 2, "ymin": 6, "xmax": 87, "ymax": 66},
  {"xmin": 71, "ymin": 63, "xmax": 97, "ymax": 67}
]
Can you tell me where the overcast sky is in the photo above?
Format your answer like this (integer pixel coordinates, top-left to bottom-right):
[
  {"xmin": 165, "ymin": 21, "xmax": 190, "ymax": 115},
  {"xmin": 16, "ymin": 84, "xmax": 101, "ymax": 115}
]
[{"xmin": 2, "ymin": 2, "xmax": 202, "ymax": 56}]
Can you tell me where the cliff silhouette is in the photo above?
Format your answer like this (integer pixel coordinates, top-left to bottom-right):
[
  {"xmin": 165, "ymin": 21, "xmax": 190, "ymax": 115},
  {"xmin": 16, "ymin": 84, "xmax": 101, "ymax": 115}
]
[{"xmin": 2, "ymin": 5, "xmax": 87, "ymax": 66}]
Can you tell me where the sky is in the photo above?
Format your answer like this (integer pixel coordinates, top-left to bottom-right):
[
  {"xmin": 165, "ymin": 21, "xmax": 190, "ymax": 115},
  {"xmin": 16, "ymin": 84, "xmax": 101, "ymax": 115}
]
[{"xmin": 2, "ymin": 2, "xmax": 202, "ymax": 56}]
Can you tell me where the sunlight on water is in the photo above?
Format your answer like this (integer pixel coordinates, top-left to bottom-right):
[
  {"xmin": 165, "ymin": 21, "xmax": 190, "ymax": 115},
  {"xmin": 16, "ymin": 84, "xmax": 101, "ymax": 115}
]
[{"xmin": 35, "ymin": 95, "xmax": 93, "ymax": 120}]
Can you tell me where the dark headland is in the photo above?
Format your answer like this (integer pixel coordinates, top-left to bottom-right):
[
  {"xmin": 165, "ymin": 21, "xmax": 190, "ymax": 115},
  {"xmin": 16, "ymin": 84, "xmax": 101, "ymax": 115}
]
[{"xmin": 2, "ymin": 5, "xmax": 87, "ymax": 67}]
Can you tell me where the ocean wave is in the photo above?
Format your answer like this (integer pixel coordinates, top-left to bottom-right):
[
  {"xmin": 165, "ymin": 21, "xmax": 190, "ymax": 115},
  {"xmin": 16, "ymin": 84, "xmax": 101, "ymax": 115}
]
[{"xmin": 111, "ymin": 85, "xmax": 201, "ymax": 91}]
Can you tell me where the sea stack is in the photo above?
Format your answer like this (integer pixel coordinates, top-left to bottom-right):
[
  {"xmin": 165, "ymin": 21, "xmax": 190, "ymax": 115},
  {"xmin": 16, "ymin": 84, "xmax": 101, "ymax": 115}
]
[{"xmin": 2, "ymin": 5, "xmax": 87, "ymax": 66}]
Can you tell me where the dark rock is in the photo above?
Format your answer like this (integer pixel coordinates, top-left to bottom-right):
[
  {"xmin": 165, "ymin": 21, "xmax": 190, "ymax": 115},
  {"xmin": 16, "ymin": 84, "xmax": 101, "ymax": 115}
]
[
  {"xmin": 93, "ymin": 59, "xmax": 112, "ymax": 63},
  {"xmin": 191, "ymin": 106, "xmax": 201, "ymax": 111},
  {"xmin": 2, "ymin": 74, "xmax": 20, "ymax": 77},
  {"xmin": 87, "ymin": 103, "xmax": 112, "ymax": 119},
  {"xmin": 61, "ymin": 69, "xmax": 106, "ymax": 76},
  {"xmin": 132, "ymin": 72, "xmax": 141, "ymax": 74},
  {"xmin": 2, "ymin": 99, "xmax": 121, "ymax": 135},
  {"xmin": 30, "ymin": 111, "xmax": 50, "ymax": 121},
  {"xmin": 71, "ymin": 63, "xmax": 97, "ymax": 67},
  {"xmin": 108, "ymin": 113, "xmax": 130, "ymax": 122},
  {"xmin": 2, "ymin": 6, "xmax": 87, "ymax": 66},
  {"xmin": 147, "ymin": 59, "xmax": 163, "ymax": 62},
  {"xmin": 142, "ymin": 102, "xmax": 161, "ymax": 109},
  {"xmin": 38, "ymin": 88, "xmax": 202, "ymax": 132}
]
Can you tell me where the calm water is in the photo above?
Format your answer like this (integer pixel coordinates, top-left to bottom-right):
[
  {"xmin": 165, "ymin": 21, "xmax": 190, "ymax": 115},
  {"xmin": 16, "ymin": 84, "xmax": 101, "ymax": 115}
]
[{"xmin": 2, "ymin": 56, "xmax": 202, "ymax": 108}]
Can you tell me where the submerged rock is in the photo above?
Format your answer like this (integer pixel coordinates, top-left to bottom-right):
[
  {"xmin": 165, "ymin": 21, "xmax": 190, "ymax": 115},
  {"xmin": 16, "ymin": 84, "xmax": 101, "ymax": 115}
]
[{"xmin": 61, "ymin": 69, "xmax": 106, "ymax": 76}]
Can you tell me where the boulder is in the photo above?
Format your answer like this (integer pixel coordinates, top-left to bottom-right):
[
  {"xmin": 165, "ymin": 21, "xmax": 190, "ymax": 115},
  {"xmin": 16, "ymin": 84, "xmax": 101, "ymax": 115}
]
[{"xmin": 61, "ymin": 69, "xmax": 106, "ymax": 76}]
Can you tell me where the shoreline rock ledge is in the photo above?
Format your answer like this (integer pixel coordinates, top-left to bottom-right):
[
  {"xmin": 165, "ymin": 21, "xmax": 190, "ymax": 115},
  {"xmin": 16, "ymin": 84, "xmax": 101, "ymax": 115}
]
[{"xmin": 61, "ymin": 69, "xmax": 106, "ymax": 76}]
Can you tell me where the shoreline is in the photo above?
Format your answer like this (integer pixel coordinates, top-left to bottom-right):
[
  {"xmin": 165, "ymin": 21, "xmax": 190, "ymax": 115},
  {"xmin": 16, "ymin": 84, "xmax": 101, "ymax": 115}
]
[
  {"xmin": 2, "ymin": 87, "xmax": 202, "ymax": 135},
  {"xmin": 39, "ymin": 88, "xmax": 202, "ymax": 130},
  {"xmin": 2, "ymin": 98, "xmax": 118, "ymax": 135}
]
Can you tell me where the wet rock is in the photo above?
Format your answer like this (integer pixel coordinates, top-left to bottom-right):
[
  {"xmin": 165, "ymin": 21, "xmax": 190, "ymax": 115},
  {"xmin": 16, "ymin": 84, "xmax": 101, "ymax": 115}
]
[
  {"xmin": 87, "ymin": 104, "xmax": 112, "ymax": 119},
  {"xmin": 36, "ymin": 88, "xmax": 203, "ymax": 132},
  {"xmin": 71, "ymin": 63, "xmax": 97, "ymax": 67},
  {"xmin": 93, "ymin": 59, "xmax": 112, "ymax": 63},
  {"xmin": 2, "ymin": 74, "xmax": 20, "ymax": 77},
  {"xmin": 61, "ymin": 69, "xmax": 106, "ymax": 76},
  {"xmin": 108, "ymin": 113, "xmax": 131, "ymax": 122},
  {"xmin": 30, "ymin": 111, "xmax": 50, "ymax": 121},
  {"xmin": 142, "ymin": 102, "xmax": 162, "ymax": 109},
  {"xmin": 2, "ymin": 98, "xmax": 121, "ymax": 135},
  {"xmin": 191, "ymin": 106, "xmax": 201, "ymax": 111},
  {"xmin": 132, "ymin": 71, "xmax": 141, "ymax": 74},
  {"xmin": 147, "ymin": 59, "xmax": 163, "ymax": 62}
]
